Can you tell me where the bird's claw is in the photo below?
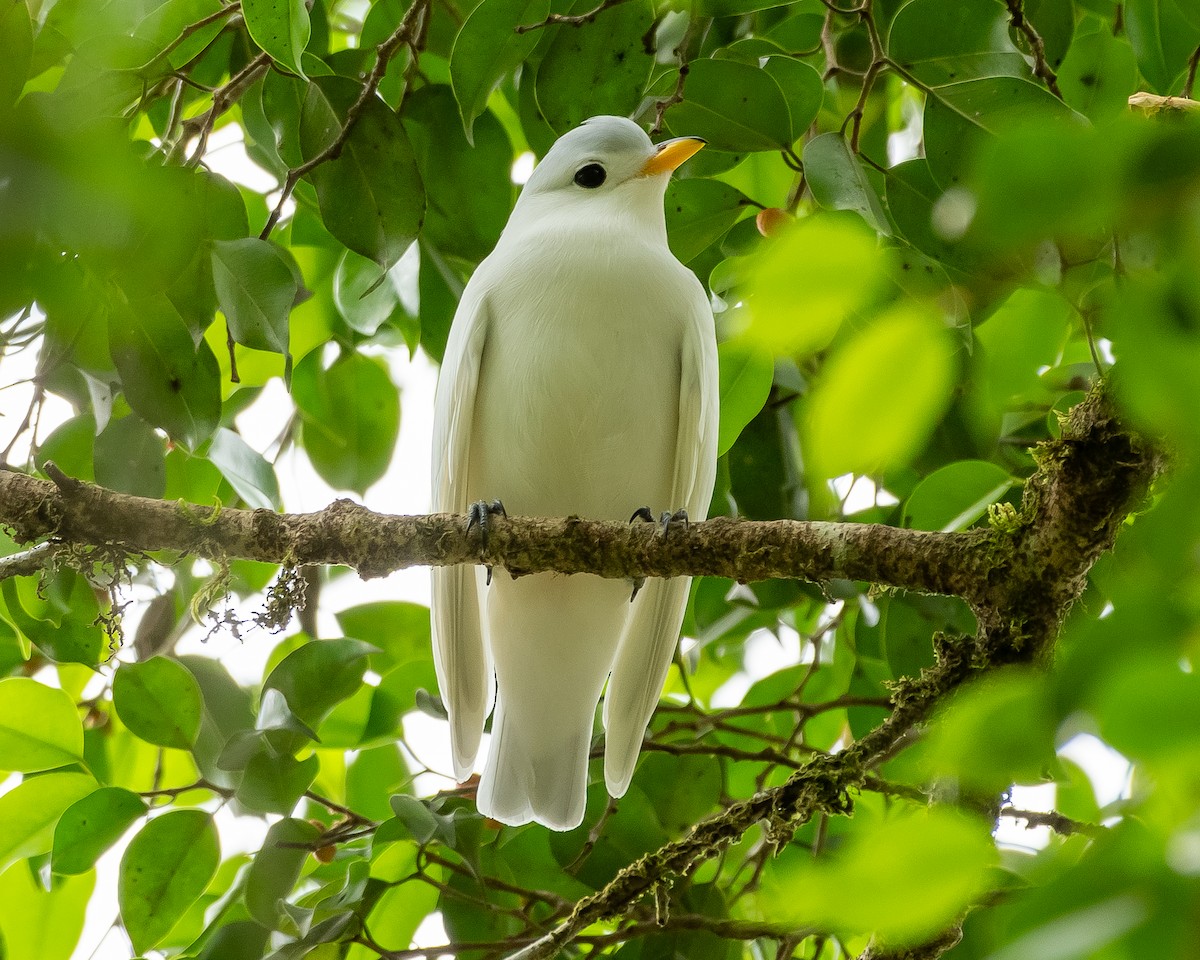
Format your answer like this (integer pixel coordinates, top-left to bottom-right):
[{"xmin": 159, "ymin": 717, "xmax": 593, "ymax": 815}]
[
  {"xmin": 467, "ymin": 499, "xmax": 507, "ymax": 549},
  {"xmin": 659, "ymin": 508, "xmax": 689, "ymax": 537},
  {"xmin": 630, "ymin": 577, "xmax": 646, "ymax": 602},
  {"xmin": 629, "ymin": 506, "xmax": 655, "ymax": 524}
]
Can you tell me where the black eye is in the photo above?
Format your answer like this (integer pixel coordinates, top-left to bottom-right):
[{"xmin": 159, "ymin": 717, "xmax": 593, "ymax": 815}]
[{"xmin": 574, "ymin": 163, "xmax": 607, "ymax": 188}]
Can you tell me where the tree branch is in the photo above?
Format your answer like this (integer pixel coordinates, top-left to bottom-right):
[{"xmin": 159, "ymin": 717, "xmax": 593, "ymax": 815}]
[
  {"xmin": 1004, "ymin": 0, "xmax": 1063, "ymax": 99},
  {"xmin": 0, "ymin": 465, "xmax": 993, "ymax": 595}
]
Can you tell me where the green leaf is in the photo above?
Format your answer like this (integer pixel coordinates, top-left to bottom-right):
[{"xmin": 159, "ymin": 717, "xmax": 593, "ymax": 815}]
[
  {"xmin": 0, "ymin": 863, "xmax": 94, "ymax": 960},
  {"xmin": 207, "ymin": 427, "xmax": 282, "ymax": 510},
  {"xmin": 887, "ymin": 0, "xmax": 1026, "ymax": 86},
  {"xmin": 717, "ymin": 339, "xmax": 773, "ymax": 456},
  {"xmin": 236, "ymin": 751, "xmax": 319, "ymax": 814},
  {"xmin": 245, "ymin": 817, "xmax": 322, "ymax": 928},
  {"xmin": 664, "ymin": 58, "xmax": 793, "ymax": 152},
  {"xmin": 52, "ymin": 786, "xmax": 147, "ymax": 876},
  {"xmin": 93, "ymin": 414, "xmax": 167, "ymax": 498},
  {"xmin": 336, "ymin": 601, "xmax": 437, "ymax": 721},
  {"xmin": 299, "ymin": 76, "xmax": 426, "ymax": 269},
  {"xmin": 803, "ymin": 132, "xmax": 892, "ymax": 235},
  {"xmin": 134, "ymin": 0, "xmax": 226, "ymax": 70},
  {"xmin": 193, "ymin": 920, "xmax": 271, "ymax": 960},
  {"xmin": 534, "ymin": 0, "xmax": 655, "ymax": 133},
  {"xmin": 1058, "ymin": 26, "xmax": 1139, "ymax": 121},
  {"xmin": 403, "ymin": 86, "xmax": 515, "ymax": 264},
  {"xmin": 119, "ymin": 809, "xmax": 220, "ymax": 954},
  {"xmin": 694, "ymin": 0, "xmax": 793, "ymax": 12},
  {"xmin": 803, "ymin": 304, "xmax": 956, "ymax": 478},
  {"xmin": 762, "ymin": 807, "xmax": 996, "ymax": 944},
  {"xmin": 881, "ymin": 594, "xmax": 973, "ymax": 680},
  {"xmin": 903, "ymin": 460, "xmax": 1014, "ymax": 532},
  {"xmin": 36, "ymin": 415, "xmax": 96, "ymax": 483},
  {"xmin": 389, "ymin": 794, "xmax": 441, "ymax": 845},
  {"xmin": 664, "ymin": 178, "xmax": 750, "ymax": 264},
  {"xmin": 0, "ymin": 578, "xmax": 106, "ymax": 667},
  {"xmin": 968, "ymin": 119, "xmax": 1122, "ymax": 250},
  {"xmin": 263, "ymin": 637, "xmax": 378, "ymax": 730},
  {"xmin": 1124, "ymin": 0, "xmax": 1200, "ymax": 93},
  {"xmin": 764, "ymin": 5, "xmax": 825, "ymax": 53},
  {"xmin": 885, "ymin": 158, "xmax": 975, "ymax": 271},
  {"xmin": 0, "ymin": 0, "xmax": 33, "ymax": 110},
  {"xmin": 1096, "ymin": 658, "xmax": 1200, "ymax": 764},
  {"xmin": 108, "ymin": 294, "xmax": 221, "ymax": 451},
  {"xmin": 745, "ymin": 214, "xmax": 886, "ymax": 357},
  {"xmin": 113, "ymin": 657, "xmax": 204, "ymax": 750},
  {"xmin": 450, "ymin": 0, "xmax": 549, "ymax": 141},
  {"xmin": 0, "ymin": 772, "xmax": 97, "ymax": 873},
  {"xmin": 293, "ymin": 350, "xmax": 400, "ymax": 495},
  {"xmin": 924, "ymin": 668, "xmax": 1056, "ymax": 791},
  {"xmin": 973, "ymin": 287, "xmax": 1073, "ymax": 415},
  {"xmin": 0, "ymin": 677, "xmax": 85, "ymax": 773},
  {"xmin": 761, "ymin": 55, "xmax": 824, "ymax": 143},
  {"xmin": 243, "ymin": 0, "xmax": 310, "ymax": 77},
  {"xmin": 923, "ymin": 77, "xmax": 1079, "ymax": 189},
  {"xmin": 333, "ymin": 249, "xmax": 398, "ymax": 336},
  {"xmin": 210, "ymin": 237, "xmax": 297, "ymax": 377}
]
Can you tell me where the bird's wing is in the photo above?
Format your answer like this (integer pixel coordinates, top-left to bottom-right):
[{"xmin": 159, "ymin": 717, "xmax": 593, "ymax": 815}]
[
  {"xmin": 431, "ymin": 284, "xmax": 494, "ymax": 781},
  {"xmin": 604, "ymin": 279, "xmax": 719, "ymax": 796}
]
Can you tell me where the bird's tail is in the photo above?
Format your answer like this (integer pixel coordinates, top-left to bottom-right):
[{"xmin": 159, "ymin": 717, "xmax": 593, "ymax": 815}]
[{"xmin": 477, "ymin": 694, "xmax": 593, "ymax": 831}]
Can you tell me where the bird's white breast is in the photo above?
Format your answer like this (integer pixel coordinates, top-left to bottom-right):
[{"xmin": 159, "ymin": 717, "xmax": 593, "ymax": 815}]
[{"xmin": 467, "ymin": 220, "xmax": 692, "ymax": 520}]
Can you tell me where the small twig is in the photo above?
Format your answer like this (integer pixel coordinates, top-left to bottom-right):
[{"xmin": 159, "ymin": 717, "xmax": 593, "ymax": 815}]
[
  {"xmin": 516, "ymin": 0, "xmax": 634, "ymax": 33},
  {"xmin": 184, "ymin": 51, "xmax": 272, "ymax": 166},
  {"xmin": 141, "ymin": 778, "xmax": 229, "ymax": 800},
  {"xmin": 998, "ymin": 807, "xmax": 1104, "ymax": 838},
  {"xmin": 651, "ymin": 16, "xmax": 704, "ymax": 134},
  {"xmin": 1186, "ymin": 45, "xmax": 1200, "ymax": 99},
  {"xmin": 1004, "ymin": 0, "xmax": 1063, "ymax": 98},
  {"xmin": 843, "ymin": 60, "xmax": 883, "ymax": 152},
  {"xmin": 258, "ymin": 0, "xmax": 431, "ymax": 240},
  {"xmin": 304, "ymin": 790, "xmax": 375, "ymax": 825},
  {"xmin": 0, "ymin": 541, "xmax": 63, "ymax": 581},
  {"xmin": 0, "ymin": 382, "xmax": 44, "ymax": 466},
  {"xmin": 149, "ymin": 2, "xmax": 242, "ymax": 70}
]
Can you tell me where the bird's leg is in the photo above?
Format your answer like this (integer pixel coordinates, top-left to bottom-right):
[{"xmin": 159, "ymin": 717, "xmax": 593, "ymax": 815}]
[
  {"xmin": 628, "ymin": 506, "xmax": 656, "ymax": 601},
  {"xmin": 466, "ymin": 499, "xmax": 506, "ymax": 584}
]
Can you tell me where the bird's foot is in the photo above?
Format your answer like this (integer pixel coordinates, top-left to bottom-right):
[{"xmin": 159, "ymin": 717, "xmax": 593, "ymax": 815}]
[
  {"xmin": 467, "ymin": 500, "xmax": 506, "ymax": 583},
  {"xmin": 658, "ymin": 508, "xmax": 689, "ymax": 536},
  {"xmin": 628, "ymin": 508, "xmax": 655, "ymax": 601},
  {"xmin": 629, "ymin": 506, "xmax": 655, "ymax": 524},
  {"xmin": 466, "ymin": 499, "xmax": 507, "ymax": 540}
]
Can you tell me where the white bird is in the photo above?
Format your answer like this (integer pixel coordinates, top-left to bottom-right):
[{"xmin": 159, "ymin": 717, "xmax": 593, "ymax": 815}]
[{"xmin": 430, "ymin": 115, "xmax": 719, "ymax": 831}]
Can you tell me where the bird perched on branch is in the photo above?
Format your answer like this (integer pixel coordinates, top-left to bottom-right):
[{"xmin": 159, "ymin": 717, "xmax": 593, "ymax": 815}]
[{"xmin": 431, "ymin": 115, "xmax": 718, "ymax": 830}]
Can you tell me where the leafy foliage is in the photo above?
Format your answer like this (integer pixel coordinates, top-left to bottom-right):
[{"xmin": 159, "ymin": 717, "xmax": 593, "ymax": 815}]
[{"xmin": 0, "ymin": 0, "xmax": 1199, "ymax": 959}]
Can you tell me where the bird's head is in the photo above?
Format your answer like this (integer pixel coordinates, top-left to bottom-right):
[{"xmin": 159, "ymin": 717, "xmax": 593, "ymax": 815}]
[{"xmin": 510, "ymin": 116, "xmax": 704, "ymax": 238}]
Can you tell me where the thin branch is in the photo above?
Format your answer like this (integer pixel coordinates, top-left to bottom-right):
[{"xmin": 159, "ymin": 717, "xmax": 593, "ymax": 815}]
[
  {"xmin": 1004, "ymin": 0, "xmax": 1063, "ymax": 98},
  {"xmin": 651, "ymin": 15, "xmax": 705, "ymax": 134},
  {"xmin": 998, "ymin": 807, "xmax": 1105, "ymax": 838},
  {"xmin": 183, "ymin": 51, "xmax": 272, "ymax": 165},
  {"xmin": 0, "ymin": 541, "xmax": 63, "ymax": 580},
  {"xmin": 258, "ymin": 0, "xmax": 431, "ymax": 240},
  {"xmin": 1186, "ymin": 45, "xmax": 1200, "ymax": 99},
  {"xmin": 149, "ymin": 2, "xmax": 242, "ymax": 70},
  {"xmin": 516, "ymin": 0, "xmax": 635, "ymax": 33},
  {"xmin": 1127, "ymin": 91, "xmax": 1200, "ymax": 115}
]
